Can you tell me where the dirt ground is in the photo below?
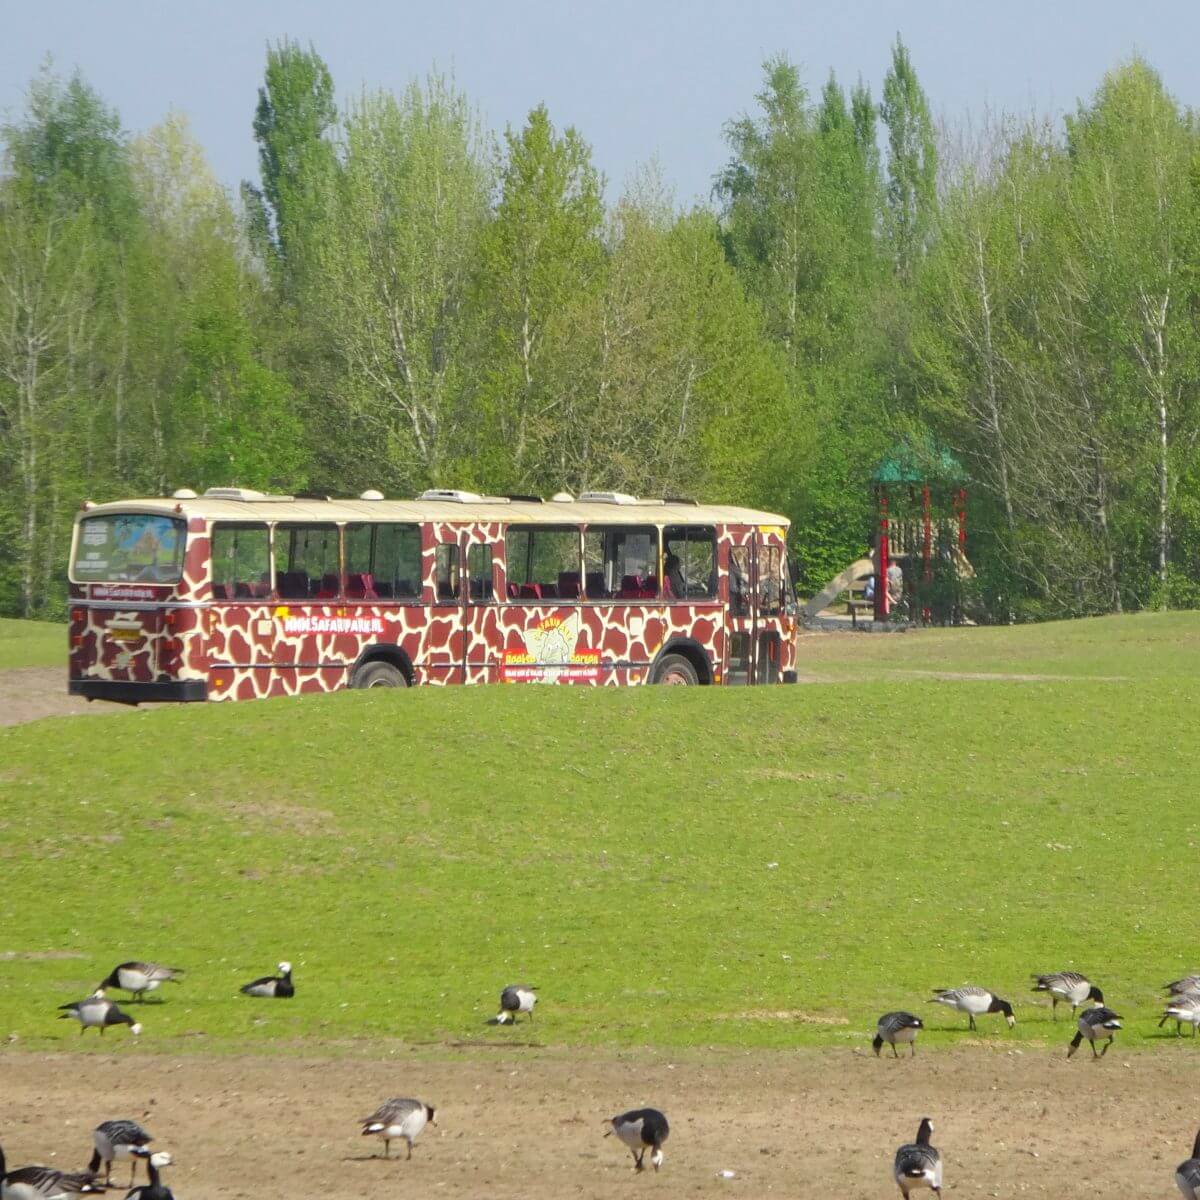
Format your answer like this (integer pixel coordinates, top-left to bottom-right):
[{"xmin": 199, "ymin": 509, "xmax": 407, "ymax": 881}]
[
  {"xmin": 1, "ymin": 1044, "xmax": 1193, "ymax": 1198},
  {"xmin": 0, "ymin": 667, "xmax": 135, "ymax": 727}
]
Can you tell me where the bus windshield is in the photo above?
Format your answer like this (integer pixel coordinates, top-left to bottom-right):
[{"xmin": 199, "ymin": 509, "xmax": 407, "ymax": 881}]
[{"xmin": 72, "ymin": 513, "xmax": 186, "ymax": 583}]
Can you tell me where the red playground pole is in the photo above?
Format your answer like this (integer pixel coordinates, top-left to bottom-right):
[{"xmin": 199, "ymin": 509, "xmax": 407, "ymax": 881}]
[
  {"xmin": 876, "ymin": 487, "xmax": 890, "ymax": 621},
  {"xmin": 922, "ymin": 483, "xmax": 932, "ymax": 624}
]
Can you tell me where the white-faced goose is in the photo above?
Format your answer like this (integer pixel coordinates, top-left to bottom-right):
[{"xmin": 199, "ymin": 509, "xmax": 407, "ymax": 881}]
[
  {"xmin": 1068, "ymin": 1005, "xmax": 1122, "ymax": 1058},
  {"xmin": 88, "ymin": 1120, "xmax": 152, "ymax": 1188},
  {"xmin": 1031, "ymin": 972, "xmax": 1104, "ymax": 1019},
  {"xmin": 1176, "ymin": 1128, "xmax": 1200, "ymax": 1200},
  {"xmin": 893, "ymin": 1117, "xmax": 942, "ymax": 1198},
  {"xmin": 125, "ymin": 1152, "xmax": 172, "ymax": 1200},
  {"xmin": 239, "ymin": 961, "xmax": 294, "ymax": 998},
  {"xmin": 874, "ymin": 1012, "xmax": 924, "ymax": 1057},
  {"xmin": 0, "ymin": 1143, "xmax": 101, "ymax": 1200},
  {"xmin": 930, "ymin": 987, "xmax": 1015, "ymax": 1031},
  {"xmin": 605, "ymin": 1109, "xmax": 669, "ymax": 1173},
  {"xmin": 360, "ymin": 1098, "xmax": 436, "ymax": 1159},
  {"xmin": 96, "ymin": 963, "xmax": 183, "ymax": 1002},
  {"xmin": 57, "ymin": 994, "xmax": 142, "ymax": 1037},
  {"xmin": 1160, "ymin": 994, "xmax": 1200, "ymax": 1037},
  {"xmin": 496, "ymin": 985, "xmax": 536, "ymax": 1024}
]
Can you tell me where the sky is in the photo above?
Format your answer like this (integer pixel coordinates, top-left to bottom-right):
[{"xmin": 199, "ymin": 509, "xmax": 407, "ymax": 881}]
[{"xmin": 3, "ymin": 0, "xmax": 1199, "ymax": 205}]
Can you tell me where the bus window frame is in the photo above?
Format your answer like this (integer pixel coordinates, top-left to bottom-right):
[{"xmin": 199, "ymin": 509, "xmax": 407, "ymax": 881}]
[
  {"xmin": 503, "ymin": 523, "xmax": 584, "ymax": 604},
  {"xmin": 343, "ymin": 521, "xmax": 423, "ymax": 605},
  {"xmin": 211, "ymin": 521, "xmax": 273, "ymax": 602},
  {"xmin": 582, "ymin": 524, "xmax": 661, "ymax": 602}
]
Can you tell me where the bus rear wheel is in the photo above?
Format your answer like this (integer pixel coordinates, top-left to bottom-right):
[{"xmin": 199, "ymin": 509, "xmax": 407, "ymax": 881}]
[
  {"xmin": 353, "ymin": 661, "xmax": 408, "ymax": 689},
  {"xmin": 651, "ymin": 653, "xmax": 699, "ymax": 686}
]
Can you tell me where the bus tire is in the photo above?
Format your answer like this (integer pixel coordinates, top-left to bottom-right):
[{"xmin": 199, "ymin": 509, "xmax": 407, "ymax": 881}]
[
  {"xmin": 651, "ymin": 653, "xmax": 699, "ymax": 686},
  {"xmin": 352, "ymin": 661, "xmax": 408, "ymax": 690}
]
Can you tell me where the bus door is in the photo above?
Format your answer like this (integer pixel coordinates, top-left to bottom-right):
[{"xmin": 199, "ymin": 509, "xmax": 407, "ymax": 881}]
[
  {"xmin": 461, "ymin": 530, "xmax": 502, "ymax": 684},
  {"xmin": 724, "ymin": 535, "xmax": 756, "ymax": 685},
  {"xmin": 424, "ymin": 534, "xmax": 466, "ymax": 685},
  {"xmin": 754, "ymin": 531, "xmax": 784, "ymax": 684}
]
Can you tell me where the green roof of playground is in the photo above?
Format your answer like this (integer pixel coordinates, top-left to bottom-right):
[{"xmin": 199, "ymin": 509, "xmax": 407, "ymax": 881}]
[{"xmin": 872, "ymin": 441, "xmax": 965, "ymax": 484}]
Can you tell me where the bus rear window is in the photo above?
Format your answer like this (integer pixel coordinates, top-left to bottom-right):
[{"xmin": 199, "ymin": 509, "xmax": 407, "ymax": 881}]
[{"xmin": 73, "ymin": 514, "xmax": 185, "ymax": 583}]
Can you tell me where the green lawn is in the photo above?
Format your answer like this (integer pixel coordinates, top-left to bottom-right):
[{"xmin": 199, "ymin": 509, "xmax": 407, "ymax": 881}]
[
  {"xmin": 0, "ymin": 612, "xmax": 1197, "ymax": 1057},
  {"xmin": 0, "ymin": 617, "xmax": 64, "ymax": 669}
]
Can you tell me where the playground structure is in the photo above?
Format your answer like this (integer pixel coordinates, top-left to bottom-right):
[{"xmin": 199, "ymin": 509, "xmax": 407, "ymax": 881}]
[{"xmin": 804, "ymin": 443, "xmax": 973, "ymax": 626}]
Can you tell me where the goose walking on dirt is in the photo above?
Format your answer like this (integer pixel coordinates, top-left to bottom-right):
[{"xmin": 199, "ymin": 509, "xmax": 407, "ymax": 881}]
[
  {"xmin": 930, "ymin": 987, "xmax": 1015, "ymax": 1031},
  {"xmin": 125, "ymin": 1152, "xmax": 172, "ymax": 1200},
  {"xmin": 893, "ymin": 1117, "xmax": 942, "ymax": 1198},
  {"xmin": 1160, "ymin": 994, "xmax": 1200, "ymax": 1037},
  {"xmin": 0, "ymin": 1143, "xmax": 100, "ymax": 1200},
  {"xmin": 88, "ymin": 1120, "xmax": 152, "ymax": 1188},
  {"xmin": 496, "ymin": 985, "xmax": 536, "ymax": 1024},
  {"xmin": 239, "ymin": 962, "xmax": 294, "ymax": 999},
  {"xmin": 1068, "ymin": 1005, "xmax": 1122, "ymax": 1058},
  {"xmin": 1176, "ymin": 1128, "xmax": 1200, "ymax": 1200},
  {"xmin": 605, "ymin": 1109, "xmax": 669, "ymax": 1173},
  {"xmin": 97, "ymin": 963, "xmax": 183, "ymax": 1002},
  {"xmin": 1031, "ymin": 972, "xmax": 1104, "ymax": 1020},
  {"xmin": 874, "ymin": 1012, "xmax": 924, "ymax": 1057},
  {"xmin": 360, "ymin": 1098, "xmax": 436, "ymax": 1159},
  {"xmin": 57, "ymin": 994, "xmax": 142, "ymax": 1037}
]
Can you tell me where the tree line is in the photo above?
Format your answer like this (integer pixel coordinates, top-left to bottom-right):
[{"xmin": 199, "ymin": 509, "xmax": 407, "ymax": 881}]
[{"xmin": 1, "ymin": 38, "xmax": 1197, "ymax": 621}]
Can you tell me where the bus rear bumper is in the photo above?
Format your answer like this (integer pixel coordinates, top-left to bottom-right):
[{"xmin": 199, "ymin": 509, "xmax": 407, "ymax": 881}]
[{"xmin": 69, "ymin": 678, "xmax": 208, "ymax": 705}]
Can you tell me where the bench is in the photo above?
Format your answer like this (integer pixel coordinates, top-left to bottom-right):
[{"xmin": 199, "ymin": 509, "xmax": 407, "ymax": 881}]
[{"xmin": 846, "ymin": 578, "xmax": 874, "ymax": 627}]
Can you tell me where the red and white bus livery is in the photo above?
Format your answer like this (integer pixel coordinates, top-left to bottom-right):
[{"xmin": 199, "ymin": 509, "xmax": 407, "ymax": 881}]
[{"xmin": 68, "ymin": 488, "xmax": 798, "ymax": 702}]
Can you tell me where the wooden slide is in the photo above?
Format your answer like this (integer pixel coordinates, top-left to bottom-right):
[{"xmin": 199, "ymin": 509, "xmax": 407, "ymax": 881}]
[{"xmin": 802, "ymin": 556, "xmax": 875, "ymax": 620}]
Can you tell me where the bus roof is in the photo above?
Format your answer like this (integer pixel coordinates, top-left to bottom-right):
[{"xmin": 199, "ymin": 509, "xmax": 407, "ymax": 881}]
[{"xmin": 78, "ymin": 492, "xmax": 790, "ymax": 529}]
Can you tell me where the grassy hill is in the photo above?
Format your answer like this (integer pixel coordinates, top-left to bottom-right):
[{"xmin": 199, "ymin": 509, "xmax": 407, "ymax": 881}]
[{"xmin": 0, "ymin": 612, "xmax": 1196, "ymax": 1056}]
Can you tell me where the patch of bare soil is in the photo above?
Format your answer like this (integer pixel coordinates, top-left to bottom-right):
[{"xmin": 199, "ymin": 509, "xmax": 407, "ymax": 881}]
[
  {"xmin": 0, "ymin": 667, "xmax": 135, "ymax": 727},
  {"xmin": 1, "ymin": 1044, "xmax": 1193, "ymax": 1198}
]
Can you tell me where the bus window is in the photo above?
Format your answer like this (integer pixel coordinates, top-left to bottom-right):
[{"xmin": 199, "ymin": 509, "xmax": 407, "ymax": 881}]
[
  {"xmin": 212, "ymin": 524, "xmax": 270, "ymax": 600},
  {"xmin": 506, "ymin": 526, "xmax": 581, "ymax": 601},
  {"xmin": 467, "ymin": 543, "xmax": 495, "ymax": 602},
  {"xmin": 729, "ymin": 546, "xmax": 750, "ymax": 617},
  {"xmin": 663, "ymin": 525, "xmax": 716, "ymax": 600},
  {"xmin": 583, "ymin": 526, "xmax": 659, "ymax": 599},
  {"xmin": 759, "ymin": 546, "xmax": 782, "ymax": 616},
  {"xmin": 275, "ymin": 524, "xmax": 340, "ymax": 599},
  {"xmin": 436, "ymin": 544, "xmax": 460, "ymax": 602},
  {"xmin": 370, "ymin": 524, "xmax": 421, "ymax": 600}
]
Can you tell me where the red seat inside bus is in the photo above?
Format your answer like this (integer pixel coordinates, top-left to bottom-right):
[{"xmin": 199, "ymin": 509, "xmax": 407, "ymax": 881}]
[
  {"xmin": 277, "ymin": 571, "xmax": 310, "ymax": 598},
  {"xmin": 315, "ymin": 572, "xmax": 339, "ymax": 599},
  {"xmin": 558, "ymin": 571, "xmax": 581, "ymax": 599},
  {"xmin": 347, "ymin": 572, "xmax": 378, "ymax": 600},
  {"xmin": 618, "ymin": 574, "xmax": 659, "ymax": 600}
]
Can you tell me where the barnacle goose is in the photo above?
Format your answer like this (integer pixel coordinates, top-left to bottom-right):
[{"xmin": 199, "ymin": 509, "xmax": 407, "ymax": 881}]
[
  {"xmin": 1166, "ymin": 975, "xmax": 1200, "ymax": 997},
  {"xmin": 360, "ymin": 1098, "xmax": 436, "ymax": 1159},
  {"xmin": 1068, "ymin": 1005, "xmax": 1122, "ymax": 1058},
  {"xmin": 239, "ymin": 961, "xmax": 294, "ymax": 998},
  {"xmin": 1031, "ymin": 972, "xmax": 1104, "ymax": 1019},
  {"xmin": 1176, "ymin": 1128, "xmax": 1200, "ymax": 1200},
  {"xmin": 96, "ymin": 963, "xmax": 183, "ymax": 1002},
  {"xmin": 496, "ymin": 984, "xmax": 536, "ymax": 1024},
  {"xmin": 57, "ymin": 994, "xmax": 142, "ymax": 1037},
  {"xmin": 874, "ymin": 1012, "xmax": 924, "ymax": 1057},
  {"xmin": 893, "ymin": 1117, "xmax": 942, "ymax": 1198},
  {"xmin": 605, "ymin": 1109, "xmax": 669, "ymax": 1173},
  {"xmin": 1160, "ymin": 994, "xmax": 1200, "ymax": 1037},
  {"xmin": 930, "ymin": 986, "xmax": 1015, "ymax": 1031},
  {"xmin": 88, "ymin": 1120, "xmax": 152, "ymax": 1187},
  {"xmin": 0, "ymin": 1143, "xmax": 100, "ymax": 1200},
  {"xmin": 124, "ymin": 1151, "xmax": 172, "ymax": 1200}
]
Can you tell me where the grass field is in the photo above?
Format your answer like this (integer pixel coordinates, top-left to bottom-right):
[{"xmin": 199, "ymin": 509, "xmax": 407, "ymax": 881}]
[
  {"xmin": 0, "ymin": 616, "xmax": 63, "ymax": 669},
  {"xmin": 0, "ymin": 612, "xmax": 1197, "ymax": 1058}
]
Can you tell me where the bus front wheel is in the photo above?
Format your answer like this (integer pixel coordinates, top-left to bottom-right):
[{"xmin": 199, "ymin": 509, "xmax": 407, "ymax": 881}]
[
  {"xmin": 353, "ymin": 661, "xmax": 409, "ymax": 689},
  {"xmin": 651, "ymin": 653, "xmax": 699, "ymax": 686}
]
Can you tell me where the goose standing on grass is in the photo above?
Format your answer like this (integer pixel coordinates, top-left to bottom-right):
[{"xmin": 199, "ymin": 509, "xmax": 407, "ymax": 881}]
[
  {"xmin": 359, "ymin": 1098, "xmax": 436, "ymax": 1159},
  {"xmin": 874, "ymin": 1012, "xmax": 924, "ymax": 1057},
  {"xmin": 124, "ymin": 1152, "xmax": 172, "ymax": 1200},
  {"xmin": 1067, "ymin": 1005, "xmax": 1122, "ymax": 1058},
  {"xmin": 496, "ymin": 985, "xmax": 536, "ymax": 1024},
  {"xmin": 893, "ymin": 1117, "xmax": 942, "ymax": 1198},
  {"xmin": 1160, "ymin": 994, "xmax": 1200, "ymax": 1037},
  {"xmin": 1031, "ymin": 972, "xmax": 1104, "ymax": 1020},
  {"xmin": 605, "ymin": 1109, "xmax": 669, "ymax": 1173},
  {"xmin": 0, "ymin": 1144, "xmax": 100, "ymax": 1199},
  {"xmin": 239, "ymin": 961, "xmax": 294, "ymax": 998},
  {"xmin": 57, "ymin": 994, "xmax": 142, "ymax": 1037},
  {"xmin": 930, "ymin": 987, "xmax": 1016, "ymax": 1031},
  {"xmin": 88, "ymin": 1120, "xmax": 152, "ymax": 1188},
  {"xmin": 96, "ymin": 963, "xmax": 183, "ymax": 1003},
  {"xmin": 1166, "ymin": 975, "xmax": 1200, "ymax": 997},
  {"xmin": 1176, "ymin": 1128, "xmax": 1200, "ymax": 1200}
]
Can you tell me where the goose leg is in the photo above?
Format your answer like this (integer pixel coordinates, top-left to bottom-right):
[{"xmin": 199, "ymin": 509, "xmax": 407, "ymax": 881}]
[
  {"xmin": 910, "ymin": 1042, "xmax": 916, "ymax": 1057},
  {"xmin": 968, "ymin": 1014, "xmax": 976, "ymax": 1032},
  {"xmin": 383, "ymin": 1139, "xmax": 390, "ymax": 1159},
  {"xmin": 1052, "ymin": 998, "xmax": 1059, "ymax": 1021},
  {"xmin": 406, "ymin": 1138, "xmax": 412, "ymax": 1161},
  {"xmin": 891, "ymin": 1043, "xmax": 899, "ymax": 1058}
]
